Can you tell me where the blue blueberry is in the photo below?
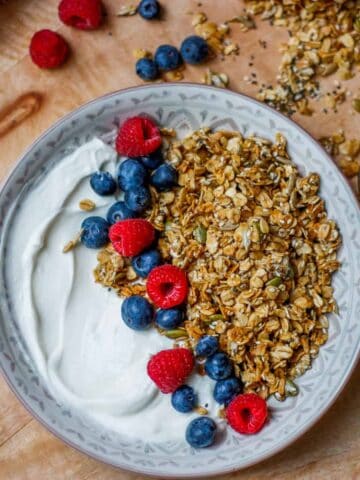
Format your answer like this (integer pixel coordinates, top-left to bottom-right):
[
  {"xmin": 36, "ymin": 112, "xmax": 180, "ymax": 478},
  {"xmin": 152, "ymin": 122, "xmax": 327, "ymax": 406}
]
[
  {"xmin": 150, "ymin": 163, "xmax": 178, "ymax": 191},
  {"xmin": 155, "ymin": 308, "xmax": 183, "ymax": 329},
  {"xmin": 171, "ymin": 385, "xmax": 196, "ymax": 413},
  {"xmin": 136, "ymin": 58, "xmax": 159, "ymax": 81},
  {"xmin": 213, "ymin": 377, "xmax": 242, "ymax": 405},
  {"xmin": 121, "ymin": 295, "xmax": 154, "ymax": 330},
  {"xmin": 124, "ymin": 186, "xmax": 151, "ymax": 213},
  {"xmin": 180, "ymin": 36, "xmax": 209, "ymax": 65},
  {"xmin": 205, "ymin": 352, "xmax": 233, "ymax": 381},
  {"xmin": 138, "ymin": 148, "xmax": 163, "ymax": 170},
  {"xmin": 90, "ymin": 171, "xmax": 116, "ymax": 196},
  {"xmin": 154, "ymin": 45, "xmax": 182, "ymax": 71},
  {"xmin": 195, "ymin": 335, "xmax": 219, "ymax": 357},
  {"xmin": 106, "ymin": 201, "xmax": 137, "ymax": 224},
  {"xmin": 138, "ymin": 0, "xmax": 160, "ymax": 19},
  {"xmin": 80, "ymin": 216, "xmax": 110, "ymax": 249},
  {"xmin": 131, "ymin": 249, "xmax": 161, "ymax": 277},
  {"xmin": 185, "ymin": 417, "xmax": 217, "ymax": 448},
  {"xmin": 117, "ymin": 159, "xmax": 147, "ymax": 191}
]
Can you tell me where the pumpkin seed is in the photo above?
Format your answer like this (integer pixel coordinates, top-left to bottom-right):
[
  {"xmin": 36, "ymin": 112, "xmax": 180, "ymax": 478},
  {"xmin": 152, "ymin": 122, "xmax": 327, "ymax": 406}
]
[
  {"xmin": 162, "ymin": 328, "xmax": 188, "ymax": 339},
  {"xmin": 285, "ymin": 379, "xmax": 299, "ymax": 397},
  {"xmin": 266, "ymin": 276, "xmax": 282, "ymax": 287},
  {"xmin": 193, "ymin": 225, "xmax": 207, "ymax": 243}
]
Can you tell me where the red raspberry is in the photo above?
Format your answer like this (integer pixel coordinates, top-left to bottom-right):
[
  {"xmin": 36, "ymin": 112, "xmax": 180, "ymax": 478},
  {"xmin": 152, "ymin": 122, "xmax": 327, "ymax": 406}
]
[
  {"xmin": 58, "ymin": 0, "xmax": 103, "ymax": 30},
  {"xmin": 116, "ymin": 117, "xmax": 162, "ymax": 157},
  {"xmin": 226, "ymin": 393, "xmax": 268, "ymax": 435},
  {"xmin": 29, "ymin": 29, "xmax": 69, "ymax": 69},
  {"xmin": 109, "ymin": 219, "xmax": 155, "ymax": 257},
  {"xmin": 146, "ymin": 265, "xmax": 188, "ymax": 308},
  {"xmin": 147, "ymin": 348, "xmax": 194, "ymax": 393}
]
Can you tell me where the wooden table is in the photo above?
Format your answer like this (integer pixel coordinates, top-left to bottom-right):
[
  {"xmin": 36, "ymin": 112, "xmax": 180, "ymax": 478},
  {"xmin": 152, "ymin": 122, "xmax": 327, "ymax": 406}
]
[{"xmin": 0, "ymin": 1, "xmax": 359, "ymax": 478}]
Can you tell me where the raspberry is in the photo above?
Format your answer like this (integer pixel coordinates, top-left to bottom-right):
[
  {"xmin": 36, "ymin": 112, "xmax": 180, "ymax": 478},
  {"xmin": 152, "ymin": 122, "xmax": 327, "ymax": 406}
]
[
  {"xmin": 147, "ymin": 348, "xmax": 194, "ymax": 393},
  {"xmin": 116, "ymin": 117, "xmax": 162, "ymax": 157},
  {"xmin": 58, "ymin": 0, "xmax": 103, "ymax": 30},
  {"xmin": 29, "ymin": 30, "xmax": 69, "ymax": 69},
  {"xmin": 226, "ymin": 393, "xmax": 268, "ymax": 435},
  {"xmin": 146, "ymin": 265, "xmax": 188, "ymax": 308},
  {"xmin": 109, "ymin": 219, "xmax": 155, "ymax": 257}
]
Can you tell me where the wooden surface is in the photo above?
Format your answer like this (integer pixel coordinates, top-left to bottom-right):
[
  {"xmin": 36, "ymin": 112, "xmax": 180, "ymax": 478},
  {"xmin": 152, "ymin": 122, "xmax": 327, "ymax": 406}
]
[{"xmin": 0, "ymin": 1, "xmax": 359, "ymax": 479}]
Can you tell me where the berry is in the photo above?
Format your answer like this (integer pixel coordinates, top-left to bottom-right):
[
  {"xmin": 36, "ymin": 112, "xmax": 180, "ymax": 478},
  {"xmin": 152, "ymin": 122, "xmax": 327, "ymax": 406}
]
[
  {"xmin": 80, "ymin": 216, "xmax": 109, "ymax": 248},
  {"xmin": 154, "ymin": 45, "xmax": 182, "ymax": 71},
  {"xmin": 155, "ymin": 308, "xmax": 183, "ymax": 329},
  {"xmin": 205, "ymin": 353, "xmax": 232, "ymax": 380},
  {"xmin": 226, "ymin": 393, "xmax": 268, "ymax": 435},
  {"xmin": 147, "ymin": 348, "xmax": 194, "ymax": 393},
  {"xmin": 171, "ymin": 385, "xmax": 196, "ymax": 413},
  {"xmin": 29, "ymin": 30, "xmax": 69, "ymax": 69},
  {"xmin": 117, "ymin": 159, "xmax": 147, "ymax": 192},
  {"xmin": 121, "ymin": 295, "xmax": 153, "ymax": 330},
  {"xmin": 213, "ymin": 377, "xmax": 242, "ymax": 405},
  {"xmin": 124, "ymin": 186, "xmax": 151, "ymax": 213},
  {"xmin": 90, "ymin": 171, "xmax": 116, "ymax": 196},
  {"xmin": 146, "ymin": 264, "xmax": 188, "ymax": 308},
  {"xmin": 195, "ymin": 335, "xmax": 219, "ymax": 357},
  {"xmin": 138, "ymin": 0, "xmax": 160, "ymax": 20},
  {"xmin": 109, "ymin": 219, "xmax": 155, "ymax": 256},
  {"xmin": 180, "ymin": 36, "xmax": 209, "ymax": 65},
  {"xmin": 131, "ymin": 249, "xmax": 162, "ymax": 277},
  {"xmin": 58, "ymin": 0, "xmax": 103, "ymax": 30},
  {"xmin": 136, "ymin": 57, "xmax": 159, "ymax": 81},
  {"xmin": 106, "ymin": 201, "xmax": 137, "ymax": 224},
  {"xmin": 116, "ymin": 117, "xmax": 162, "ymax": 157},
  {"xmin": 150, "ymin": 163, "xmax": 178, "ymax": 191},
  {"xmin": 185, "ymin": 417, "xmax": 217, "ymax": 448},
  {"xmin": 138, "ymin": 148, "xmax": 163, "ymax": 170}
]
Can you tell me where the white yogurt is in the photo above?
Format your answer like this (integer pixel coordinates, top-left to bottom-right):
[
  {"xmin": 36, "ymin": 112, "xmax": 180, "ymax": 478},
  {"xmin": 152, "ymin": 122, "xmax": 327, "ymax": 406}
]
[{"xmin": 5, "ymin": 139, "xmax": 218, "ymax": 441}]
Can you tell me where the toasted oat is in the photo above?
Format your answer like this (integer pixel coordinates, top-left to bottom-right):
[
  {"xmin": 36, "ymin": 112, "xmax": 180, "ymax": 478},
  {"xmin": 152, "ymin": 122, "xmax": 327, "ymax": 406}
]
[
  {"xmin": 117, "ymin": 4, "xmax": 137, "ymax": 16},
  {"xmin": 63, "ymin": 230, "xmax": 83, "ymax": 253},
  {"xmin": 79, "ymin": 198, "xmax": 96, "ymax": 211},
  {"xmin": 202, "ymin": 69, "xmax": 229, "ymax": 88},
  {"xmin": 319, "ymin": 130, "xmax": 360, "ymax": 179},
  {"xmin": 132, "ymin": 49, "xmax": 152, "ymax": 60}
]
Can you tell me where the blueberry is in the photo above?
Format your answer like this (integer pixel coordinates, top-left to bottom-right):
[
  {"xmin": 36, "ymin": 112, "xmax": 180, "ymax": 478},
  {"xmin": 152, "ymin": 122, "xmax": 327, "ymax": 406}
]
[
  {"xmin": 138, "ymin": 148, "xmax": 163, "ymax": 170},
  {"xmin": 124, "ymin": 186, "xmax": 151, "ymax": 213},
  {"xmin": 121, "ymin": 295, "xmax": 154, "ymax": 330},
  {"xmin": 185, "ymin": 417, "xmax": 216, "ymax": 448},
  {"xmin": 180, "ymin": 36, "xmax": 209, "ymax": 65},
  {"xmin": 205, "ymin": 352, "xmax": 233, "ymax": 380},
  {"xmin": 155, "ymin": 308, "xmax": 183, "ymax": 329},
  {"xmin": 138, "ymin": 0, "xmax": 160, "ymax": 19},
  {"xmin": 136, "ymin": 58, "xmax": 159, "ymax": 81},
  {"xmin": 154, "ymin": 45, "xmax": 182, "ymax": 71},
  {"xmin": 106, "ymin": 201, "xmax": 137, "ymax": 224},
  {"xmin": 171, "ymin": 385, "xmax": 196, "ymax": 413},
  {"xmin": 195, "ymin": 335, "xmax": 219, "ymax": 357},
  {"xmin": 90, "ymin": 171, "xmax": 116, "ymax": 196},
  {"xmin": 213, "ymin": 377, "xmax": 242, "ymax": 405},
  {"xmin": 131, "ymin": 249, "xmax": 161, "ymax": 277},
  {"xmin": 80, "ymin": 216, "xmax": 110, "ymax": 249},
  {"xmin": 150, "ymin": 163, "xmax": 178, "ymax": 191},
  {"xmin": 117, "ymin": 159, "xmax": 147, "ymax": 191}
]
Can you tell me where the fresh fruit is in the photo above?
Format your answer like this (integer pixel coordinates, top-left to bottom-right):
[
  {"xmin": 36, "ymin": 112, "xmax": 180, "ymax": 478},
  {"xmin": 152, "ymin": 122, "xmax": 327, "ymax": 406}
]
[
  {"xmin": 131, "ymin": 249, "xmax": 162, "ymax": 277},
  {"xmin": 226, "ymin": 393, "xmax": 268, "ymax": 435},
  {"xmin": 150, "ymin": 163, "xmax": 178, "ymax": 191},
  {"xmin": 154, "ymin": 45, "xmax": 182, "ymax": 71},
  {"xmin": 80, "ymin": 216, "xmax": 109, "ymax": 248},
  {"xmin": 117, "ymin": 159, "xmax": 147, "ymax": 192},
  {"xmin": 29, "ymin": 29, "xmax": 69, "ymax": 69},
  {"xmin": 138, "ymin": 0, "xmax": 160, "ymax": 19},
  {"xmin": 135, "ymin": 57, "xmax": 159, "ymax": 81},
  {"xmin": 138, "ymin": 148, "xmax": 163, "ymax": 170},
  {"xmin": 58, "ymin": 0, "xmax": 103, "ymax": 30},
  {"xmin": 171, "ymin": 385, "xmax": 196, "ymax": 413},
  {"xmin": 106, "ymin": 201, "xmax": 137, "ymax": 224},
  {"xmin": 180, "ymin": 36, "xmax": 209, "ymax": 64},
  {"xmin": 213, "ymin": 377, "xmax": 242, "ymax": 405},
  {"xmin": 116, "ymin": 117, "xmax": 162, "ymax": 157},
  {"xmin": 205, "ymin": 352, "xmax": 232, "ymax": 380},
  {"xmin": 109, "ymin": 219, "xmax": 155, "ymax": 256},
  {"xmin": 147, "ymin": 348, "xmax": 194, "ymax": 393},
  {"xmin": 146, "ymin": 264, "xmax": 188, "ymax": 308},
  {"xmin": 195, "ymin": 335, "xmax": 219, "ymax": 357},
  {"xmin": 155, "ymin": 308, "xmax": 183, "ymax": 329},
  {"xmin": 124, "ymin": 186, "xmax": 151, "ymax": 213},
  {"xmin": 185, "ymin": 417, "xmax": 217, "ymax": 448},
  {"xmin": 90, "ymin": 171, "xmax": 116, "ymax": 195},
  {"xmin": 121, "ymin": 295, "xmax": 154, "ymax": 330}
]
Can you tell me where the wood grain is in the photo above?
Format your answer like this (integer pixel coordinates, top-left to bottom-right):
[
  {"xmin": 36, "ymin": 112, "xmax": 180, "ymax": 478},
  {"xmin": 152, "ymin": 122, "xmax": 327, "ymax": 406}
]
[{"xmin": 0, "ymin": 1, "xmax": 359, "ymax": 478}]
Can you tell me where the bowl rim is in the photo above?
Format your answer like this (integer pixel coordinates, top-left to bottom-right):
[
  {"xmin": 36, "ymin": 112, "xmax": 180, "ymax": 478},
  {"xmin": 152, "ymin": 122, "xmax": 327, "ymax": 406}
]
[{"xmin": 0, "ymin": 82, "xmax": 359, "ymax": 478}]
